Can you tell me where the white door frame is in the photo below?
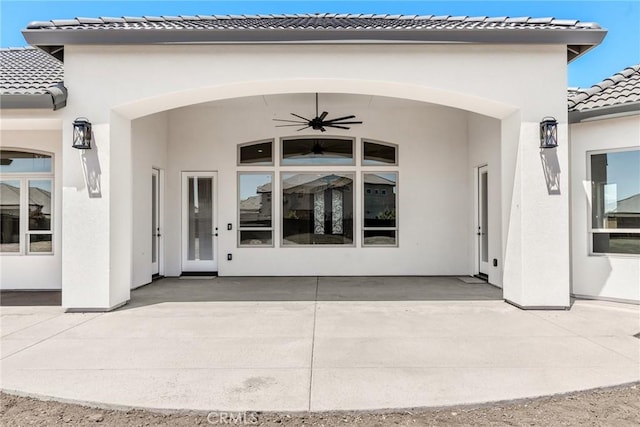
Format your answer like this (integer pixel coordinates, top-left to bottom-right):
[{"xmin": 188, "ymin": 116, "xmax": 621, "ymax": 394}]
[
  {"xmin": 476, "ymin": 165, "xmax": 490, "ymax": 277},
  {"xmin": 181, "ymin": 171, "xmax": 218, "ymax": 272},
  {"xmin": 151, "ymin": 168, "xmax": 163, "ymax": 276}
]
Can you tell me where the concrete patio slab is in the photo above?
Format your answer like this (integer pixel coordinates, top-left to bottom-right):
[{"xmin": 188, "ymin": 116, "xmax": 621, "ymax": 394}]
[{"xmin": 1, "ymin": 277, "xmax": 639, "ymax": 412}]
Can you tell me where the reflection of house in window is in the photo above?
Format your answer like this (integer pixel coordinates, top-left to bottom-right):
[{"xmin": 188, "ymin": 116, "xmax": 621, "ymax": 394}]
[
  {"xmin": 590, "ymin": 150, "xmax": 640, "ymax": 255},
  {"xmin": 282, "ymin": 173, "xmax": 353, "ymax": 245},
  {"xmin": 239, "ymin": 183, "xmax": 272, "ymax": 228},
  {"xmin": 364, "ymin": 174, "xmax": 396, "ymax": 226}
]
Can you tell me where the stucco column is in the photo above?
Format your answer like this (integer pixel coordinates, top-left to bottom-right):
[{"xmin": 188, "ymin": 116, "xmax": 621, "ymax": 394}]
[
  {"xmin": 61, "ymin": 113, "xmax": 131, "ymax": 311},
  {"xmin": 501, "ymin": 114, "xmax": 571, "ymax": 309}
]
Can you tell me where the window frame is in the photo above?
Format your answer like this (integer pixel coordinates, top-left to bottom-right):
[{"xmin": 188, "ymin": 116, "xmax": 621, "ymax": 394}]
[
  {"xmin": 0, "ymin": 149, "xmax": 54, "ymax": 256},
  {"xmin": 237, "ymin": 171, "xmax": 275, "ymax": 248},
  {"xmin": 361, "ymin": 171, "xmax": 399, "ymax": 247},
  {"xmin": 587, "ymin": 147, "xmax": 640, "ymax": 257}
]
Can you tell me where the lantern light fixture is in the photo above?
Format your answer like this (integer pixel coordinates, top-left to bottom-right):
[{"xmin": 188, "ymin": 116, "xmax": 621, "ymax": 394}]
[
  {"xmin": 539, "ymin": 117, "xmax": 558, "ymax": 149},
  {"xmin": 72, "ymin": 117, "xmax": 92, "ymax": 149}
]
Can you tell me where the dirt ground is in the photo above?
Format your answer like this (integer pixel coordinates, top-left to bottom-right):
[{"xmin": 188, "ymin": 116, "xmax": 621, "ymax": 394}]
[{"xmin": 1, "ymin": 383, "xmax": 638, "ymax": 426}]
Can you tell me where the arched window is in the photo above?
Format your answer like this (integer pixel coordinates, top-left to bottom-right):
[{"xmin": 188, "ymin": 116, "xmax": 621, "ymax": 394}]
[{"xmin": 0, "ymin": 150, "xmax": 54, "ymax": 255}]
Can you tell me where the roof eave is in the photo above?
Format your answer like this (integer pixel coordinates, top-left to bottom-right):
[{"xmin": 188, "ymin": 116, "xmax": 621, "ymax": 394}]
[
  {"xmin": 22, "ymin": 27, "xmax": 607, "ymax": 62},
  {"xmin": 569, "ymin": 102, "xmax": 640, "ymax": 123}
]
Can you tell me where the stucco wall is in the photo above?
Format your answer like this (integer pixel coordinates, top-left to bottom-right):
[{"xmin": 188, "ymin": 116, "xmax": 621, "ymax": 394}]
[
  {"xmin": 137, "ymin": 96, "xmax": 471, "ymax": 277},
  {"xmin": 54, "ymin": 42, "xmax": 569, "ymax": 308},
  {"xmin": 0, "ymin": 125, "xmax": 62, "ymax": 289},
  {"xmin": 131, "ymin": 112, "xmax": 169, "ymax": 288},
  {"xmin": 467, "ymin": 113, "xmax": 502, "ymax": 287},
  {"xmin": 570, "ymin": 114, "xmax": 640, "ymax": 303}
]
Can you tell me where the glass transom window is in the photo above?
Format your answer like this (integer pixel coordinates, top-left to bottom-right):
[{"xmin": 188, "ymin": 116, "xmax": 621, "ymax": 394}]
[{"xmin": 282, "ymin": 138, "xmax": 353, "ymax": 165}]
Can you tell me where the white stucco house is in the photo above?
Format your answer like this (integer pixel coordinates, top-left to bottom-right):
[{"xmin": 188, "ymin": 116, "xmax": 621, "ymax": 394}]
[{"xmin": 0, "ymin": 13, "xmax": 637, "ymax": 311}]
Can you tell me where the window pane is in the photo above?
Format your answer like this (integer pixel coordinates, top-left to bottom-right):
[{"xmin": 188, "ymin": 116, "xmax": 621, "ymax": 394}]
[
  {"xmin": 282, "ymin": 173, "xmax": 353, "ymax": 245},
  {"xmin": 29, "ymin": 234, "xmax": 52, "ymax": 253},
  {"xmin": 363, "ymin": 141, "xmax": 396, "ymax": 165},
  {"xmin": 239, "ymin": 174, "xmax": 272, "ymax": 228},
  {"xmin": 29, "ymin": 180, "xmax": 52, "ymax": 231},
  {"xmin": 591, "ymin": 150, "xmax": 640, "ymax": 229},
  {"xmin": 239, "ymin": 230, "xmax": 273, "ymax": 246},
  {"xmin": 0, "ymin": 180, "xmax": 20, "ymax": 252},
  {"xmin": 364, "ymin": 230, "xmax": 396, "ymax": 246},
  {"xmin": 593, "ymin": 233, "xmax": 640, "ymax": 255},
  {"xmin": 364, "ymin": 173, "xmax": 397, "ymax": 228},
  {"xmin": 0, "ymin": 150, "xmax": 52, "ymax": 173},
  {"xmin": 187, "ymin": 177, "xmax": 213, "ymax": 261},
  {"xmin": 240, "ymin": 141, "xmax": 272, "ymax": 165},
  {"xmin": 282, "ymin": 138, "xmax": 353, "ymax": 165}
]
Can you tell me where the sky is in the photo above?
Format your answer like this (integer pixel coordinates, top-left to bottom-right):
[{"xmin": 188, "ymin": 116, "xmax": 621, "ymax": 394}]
[{"xmin": 1, "ymin": 1, "xmax": 638, "ymax": 88}]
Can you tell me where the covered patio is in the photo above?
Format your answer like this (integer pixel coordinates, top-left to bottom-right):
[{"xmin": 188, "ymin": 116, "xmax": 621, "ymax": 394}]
[{"xmin": 2, "ymin": 276, "xmax": 638, "ymax": 412}]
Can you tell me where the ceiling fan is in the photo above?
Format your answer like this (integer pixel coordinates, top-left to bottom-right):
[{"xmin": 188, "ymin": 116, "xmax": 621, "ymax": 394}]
[{"xmin": 273, "ymin": 93, "xmax": 363, "ymax": 132}]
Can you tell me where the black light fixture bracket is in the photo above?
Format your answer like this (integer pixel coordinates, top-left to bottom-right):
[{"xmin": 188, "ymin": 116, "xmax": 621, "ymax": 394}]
[
  {"xmin": 72, "ymin": 117, "xmax": 92, "ymax": 149},
  {"xmin": 539, "ymin": 117, "xmax": 558, "ymax": 149}
]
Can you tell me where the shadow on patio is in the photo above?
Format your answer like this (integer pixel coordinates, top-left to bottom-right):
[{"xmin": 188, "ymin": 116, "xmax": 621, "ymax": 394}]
[{"xmin": 122, "ymin": 276, "xmax": 503, "ymax": 310}]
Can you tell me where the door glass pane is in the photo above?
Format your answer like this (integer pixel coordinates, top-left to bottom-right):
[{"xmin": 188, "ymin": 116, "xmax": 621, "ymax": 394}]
[
  {"xmin": 481, "ymin": 171, "xmax": 488, "ymax": 263},
  {"xmin": 187, "ymin": 177, "xmax": 213, "ymax": 261},
  {"xmin": 282, "ymin": 173, "xmax": 353, "ymax": 245},
  {"xmin": 28, "ymin": 180, "xmax": 52, "ymax": 231},
  {"xmin": 282, "ymin": 138, "xmax": 353, "ymax": 165},
  {"xmin": 0, "ymin": 180, "xmax": 20, "ymax": 252},
  {"xmin": 29, "ymin": 234, "xmax": 52, "ymax": 253},
  {"xmin": 363, "ymin": 141, "xmax": 397, "ymax": 165},
  {"xmin": 152, "ymin": 173, "xmax": 157, "ymax": 263},
  {"xmin": 591, "ymin": 150, "xmax": 640, "ymax": 229},
  {"xmin": 0, "ymin": 150, "xmax": 52, "ymax": 173}
]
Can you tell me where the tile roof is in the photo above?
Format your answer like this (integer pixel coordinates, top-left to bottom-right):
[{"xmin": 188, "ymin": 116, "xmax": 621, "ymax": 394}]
[
  {"xmin": 568, "ymin": 65, "xmax": 640, "ymax": 112},
  {"xmin": 25, "ymin": 13, "xmax": 602, "ymax": 31},
  {"xmin": 0, "ymin": 47, "xmax": 63, "ymax": 95}
]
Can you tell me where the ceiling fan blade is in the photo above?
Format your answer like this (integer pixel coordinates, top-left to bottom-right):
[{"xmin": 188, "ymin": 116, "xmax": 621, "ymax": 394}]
[
  {"xmin": 319, "ymin": 111, "xmax": 328, "ymax": 120},
  {"xmin": 273, "ymin": 118, "xmax": 308, "ymax": 124},
  {"xmin": 326, "ymin": 120, "xmax": 363, "ymax": 125},
  {"xmin": 296, "ymin": 125, "xmax": 311, "ymax": 132},
  {"xmin": 324, "ymin": 115, "xmax": 356, "ymax": 123},
  {"xmin": 290, "ymin": 113, "xmax": 311, "ymax": 122},
  {"xmin": 325, "ymin": 124, "xmax": 350, "ymax": 130},
  {"xmin": 320, "ymin": 127, "xmax": 326, "ymax": 132},
  {"xmin": 276, "ymin": 124, "xmax": 311, "ymax": 127}
]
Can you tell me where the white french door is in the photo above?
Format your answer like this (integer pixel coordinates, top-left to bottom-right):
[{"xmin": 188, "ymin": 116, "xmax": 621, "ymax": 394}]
[
  {"xmin": 477, "ymin": 165, "xmax": 489, "ymax": 276},
  {"xmin": 181, "ymin": 172, "xmax": 218, "ymax": 272},
  {"xmin": 151, "ymin": 168, "xmax": 161, "ymax": 276}
]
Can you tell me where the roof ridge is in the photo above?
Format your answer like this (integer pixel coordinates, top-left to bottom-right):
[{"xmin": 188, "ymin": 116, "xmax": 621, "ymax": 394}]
[{"xmin": 25, "ymin": 13, "xmax": 603, "ymax": 29}]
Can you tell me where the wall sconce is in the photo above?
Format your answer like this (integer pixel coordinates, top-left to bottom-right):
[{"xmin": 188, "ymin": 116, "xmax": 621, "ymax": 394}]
[
  {"xmin": 72, "ymin": 117, "xmax": 92, "ymax": 149},
  {"xmin": 539, "ymin": 117, "xmax": 558, "ymax": 149}
]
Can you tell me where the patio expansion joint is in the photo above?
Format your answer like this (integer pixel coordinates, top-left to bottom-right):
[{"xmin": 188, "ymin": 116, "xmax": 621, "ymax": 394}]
[
  {"xmin": 1, "ymin": 313, "xmax": 106, "ymax": 361},
  {"xmin": 1, "ymin": 312, "xmax": 61, "ymax": 339},
  {"xmin": 307, "ymin": 276, "xmax": 320, "ymax": 412},
  {"xmin": 527, "ymin": 310, "xmax": 640, "ymax": 364}
]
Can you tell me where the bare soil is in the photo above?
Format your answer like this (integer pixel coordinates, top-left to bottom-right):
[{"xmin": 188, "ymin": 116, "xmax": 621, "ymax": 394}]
[{"xmin": 1, "ymin": 383, "xmax": 639, "ymax": 426}]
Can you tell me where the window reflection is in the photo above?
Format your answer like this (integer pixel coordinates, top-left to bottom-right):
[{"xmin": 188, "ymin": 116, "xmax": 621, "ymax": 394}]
[
  {"xmin": 239, "ymin": 174, "xmax": 273, "ymax": 246},
  {"xmin": 363, "ymin": 173, "xmax": 397, "ymax": 245},
  {"xmin": 282, "ymin": 138, "xmax": 353, "ymax": 165},
  {"xmin": 590, "ymin": 149, "xmax": 640, "ymax": 255},
  {"xmin": 282, "ymin": 173, "xmax": 354, "ymax": 245},
  {"xmin": 0, "ymin": 150, "xmax": 52, "ymax": 173},
  {"xmin": 0, "ymin": 180, "xmax": 21, "ymax": 252}
]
